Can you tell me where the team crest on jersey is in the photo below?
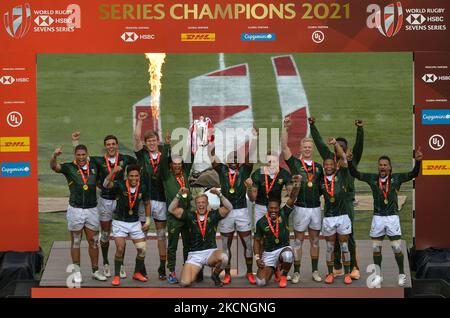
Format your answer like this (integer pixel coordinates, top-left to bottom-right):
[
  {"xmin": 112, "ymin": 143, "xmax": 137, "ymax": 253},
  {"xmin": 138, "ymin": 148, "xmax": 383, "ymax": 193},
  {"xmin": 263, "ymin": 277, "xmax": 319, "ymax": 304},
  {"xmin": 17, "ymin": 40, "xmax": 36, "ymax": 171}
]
[
  {"xmin": 278, "ymin": 179, "xmax": 283, "ymax": 184},
  {"xmin": 138, "ymin": 194, "xmax": 142, "ymax": 199},
  {"xmin": 120, "ymin": 160, "xmax": 124, "ymax": 166}
]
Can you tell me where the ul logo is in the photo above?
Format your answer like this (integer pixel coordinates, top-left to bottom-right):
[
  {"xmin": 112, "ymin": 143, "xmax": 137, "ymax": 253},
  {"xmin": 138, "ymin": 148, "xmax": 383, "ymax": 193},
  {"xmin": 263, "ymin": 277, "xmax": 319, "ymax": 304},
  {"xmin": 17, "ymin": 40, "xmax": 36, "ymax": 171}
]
[
  {"xmin": 7, "ymin": 111, "xmax": 23, "ymax": 128},
  {"xmin": 429, "ymin": 134, "xmax": 445, "ymax": 151},
  {"xmin": 312, "ymin": 31, "xmax": 324, "ymax": 44}
]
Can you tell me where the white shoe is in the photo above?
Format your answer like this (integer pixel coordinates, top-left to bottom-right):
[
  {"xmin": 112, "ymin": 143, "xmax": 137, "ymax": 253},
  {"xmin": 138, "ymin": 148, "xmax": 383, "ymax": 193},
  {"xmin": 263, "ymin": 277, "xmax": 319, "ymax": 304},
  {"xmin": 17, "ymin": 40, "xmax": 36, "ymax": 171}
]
[
  {"xmin": 93, "ymin": 270, "xmax": 107, "ymax": 281},
  {"xmin": 398, "ymin": 274, "xmax": 406, "ymax": 287},
  {"xmin": 312, "ymin": 271, "xmax": 322, "ymax": 282},
  {"xmin": 103, "ymin": 264, "xmax": 111, "ymax": 278},
  {"xmin": 120, "ymin": 265, "xmax": 127, "ymax": 278},
  {"xmin": 291, "ymin": 272, "xmax": 301, "ymax": 284},
  {"xmin": 73, "ymin": 271, "xmax": 83, "ymax": 284}
]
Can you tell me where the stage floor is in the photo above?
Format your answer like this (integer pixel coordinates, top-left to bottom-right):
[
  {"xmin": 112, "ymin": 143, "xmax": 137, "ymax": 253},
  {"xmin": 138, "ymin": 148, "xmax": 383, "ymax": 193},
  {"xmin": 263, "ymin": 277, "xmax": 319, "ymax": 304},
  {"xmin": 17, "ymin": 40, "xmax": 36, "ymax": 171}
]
[{"xmin": 39, "ymin": 239, "xmax": 411, "ymax": 291}]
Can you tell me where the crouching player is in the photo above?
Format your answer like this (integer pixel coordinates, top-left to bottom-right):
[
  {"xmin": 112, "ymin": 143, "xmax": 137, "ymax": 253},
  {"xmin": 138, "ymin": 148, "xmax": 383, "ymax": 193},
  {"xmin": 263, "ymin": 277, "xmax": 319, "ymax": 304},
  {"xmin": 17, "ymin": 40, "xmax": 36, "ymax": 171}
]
[
  {"xmin": 103, "ymin": 164, "xmax": 151, "ymax": 286},
  {"xmin": 321, "ymin": 139, "xmax": 352, "ymax": 285},
  {"xmin": 168, "ymin": 188, "xmax": 233, "ymax": 287},
  {"xmin": 253, "ymin": 175, "xmax": 301, "ymax": 288}
]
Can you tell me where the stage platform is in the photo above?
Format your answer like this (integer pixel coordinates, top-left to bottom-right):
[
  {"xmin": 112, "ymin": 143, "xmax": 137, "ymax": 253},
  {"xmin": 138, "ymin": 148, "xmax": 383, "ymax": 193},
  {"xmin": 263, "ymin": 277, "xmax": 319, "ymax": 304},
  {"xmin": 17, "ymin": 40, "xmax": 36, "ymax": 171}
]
[{"xmin": 34, "ymin": 239, "xmax": 410, "ymax": 298}]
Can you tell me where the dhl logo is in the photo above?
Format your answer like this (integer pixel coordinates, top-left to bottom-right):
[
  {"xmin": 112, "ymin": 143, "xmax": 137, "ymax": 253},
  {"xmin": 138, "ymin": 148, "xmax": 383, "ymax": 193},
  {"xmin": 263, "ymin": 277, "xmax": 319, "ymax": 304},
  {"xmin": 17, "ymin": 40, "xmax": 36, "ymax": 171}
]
[
  {"xmin": 180, "ymin": 33, "xmax": 215, "ymax": 42},
  {"xmin": 422, "ymin": 160, "xmax": 450, "ymax": 175},
  {"xmin": 0, "ymin": 137, "xmax": 30, "ymax": 152}
]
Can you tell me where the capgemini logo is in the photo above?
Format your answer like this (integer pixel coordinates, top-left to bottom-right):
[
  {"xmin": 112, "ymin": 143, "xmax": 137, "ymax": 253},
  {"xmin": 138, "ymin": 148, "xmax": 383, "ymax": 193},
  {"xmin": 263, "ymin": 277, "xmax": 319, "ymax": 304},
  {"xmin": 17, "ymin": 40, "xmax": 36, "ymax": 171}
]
[
  {"xmin": 3, "ymin": 3, "xmax": 32, "ymax": 39},
  {"xmin": 367, "ymin": 2, "xmax": 404, "ymax": 37}
]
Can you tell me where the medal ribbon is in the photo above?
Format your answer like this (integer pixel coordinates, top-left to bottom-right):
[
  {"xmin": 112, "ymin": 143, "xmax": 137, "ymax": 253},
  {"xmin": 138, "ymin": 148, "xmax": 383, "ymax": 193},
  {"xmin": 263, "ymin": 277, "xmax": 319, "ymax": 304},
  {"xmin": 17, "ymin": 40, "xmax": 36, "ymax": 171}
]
[
  {"xmin": 149, "ymin": 151, "xmax": 161, "ymax": 174},
  {"xmin": 75, "ymin": 161, "xmax": 90, "ymax": 187},
  {"xmin": 264, "ymin": 166, "xmax": 279, "ymax": 196},
  {"xmin": 126, "ymin": 180, "xmax": 140, "ymax": 211},
  {"xmin": 301, "ymin": 159, "xmax": 315, "ymax": 185},
  {"xmin": 104, "ymin": 154, "xmax": 119, "ymax": 181},
  {"xmin": 196, "ymin": 210, "xmax": 209, "ymax": 239},
  {"xmin": 265, "ymin": 212, "xmax": 279, "ymax": 240},
  {"xmin": 228, "ymin": 168, "xmax": 237, "ymax": 189},
  {"xmin": 323, "ymin": 174, "xmax": 335, "ymax": 199},
  {"xmin": 378, "ymin": 177, "xmax": 389, "ymax": 202}
]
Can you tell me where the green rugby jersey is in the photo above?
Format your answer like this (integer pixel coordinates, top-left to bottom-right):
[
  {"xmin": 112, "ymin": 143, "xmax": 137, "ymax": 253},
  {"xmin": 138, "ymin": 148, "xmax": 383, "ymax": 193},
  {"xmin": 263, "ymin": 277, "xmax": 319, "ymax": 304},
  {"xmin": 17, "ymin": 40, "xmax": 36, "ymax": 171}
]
[
  {"xmin": 251, "ymin": 167, "xmax": 291, "ymax": 206},
  {"xmin": 91, "ymin": 154, "xmax": 137, "ymax": 200},
  {"xmin": 310, "ymin": 123, "xmax": 364, "ymax": 201},
  {"xmin": 214, "ymin": 163, "xmax": 253, "ymax": 209},
  {"xmin": 59, "ymin": 161, "xmax": 100, "ymax": 209},
  {"xmin": 285, "ymin": 156, "xmax": 323, "ymax": 208},
  {"xmin": 255, "ymin": 205, "xmax": 294, "ymax": 252},
  {"xmin": 135, "ymin": 144, "xmax": 169, "ymax": 202},
  {"xmin": 111, "ymin": 180, "xmax": 150, "ymax": 222},
  {"xmin": 181, "ymin": 209, "xmax": 223, "ymax": 252},
  {"xmin": 349, "ymin": 160, "xmax": 420, "ymax": 216},
  {"xmin": 320, "ymin": 167, "xmax": 351, "ymax": 217}
]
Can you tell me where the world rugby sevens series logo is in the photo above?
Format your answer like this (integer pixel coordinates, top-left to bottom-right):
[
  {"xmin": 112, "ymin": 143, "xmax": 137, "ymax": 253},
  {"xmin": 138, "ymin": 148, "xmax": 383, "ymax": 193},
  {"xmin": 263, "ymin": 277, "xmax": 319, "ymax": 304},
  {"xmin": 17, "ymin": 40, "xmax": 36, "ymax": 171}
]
[
  {"xmin": 3, "ymin": 3, "xmax": 31, "ymax": 39},
  {"xmin": 367, "ymin": 2, "xmax": 404, "ymax": 37}
]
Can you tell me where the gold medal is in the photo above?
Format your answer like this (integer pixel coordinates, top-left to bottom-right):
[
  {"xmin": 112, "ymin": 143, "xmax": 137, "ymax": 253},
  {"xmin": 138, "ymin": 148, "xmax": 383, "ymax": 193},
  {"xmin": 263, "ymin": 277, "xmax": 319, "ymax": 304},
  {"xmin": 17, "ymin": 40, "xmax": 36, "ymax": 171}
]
[
  {"xmin": 83, "ymin": 184, "xmax": 88, "ymax": 191},
  {"xmin": 307, "ymin": 181, "xmax": 313, "ymax": 188},
  {"xmin": 129, "ymin": 209, "xmax": 134, "ymax": 215},
  {"xmin": 384, "ymin": 199, "xmax": 388, "ymax": 204},
  {"xmin": 182, "ymin": 193, "xmax": 188, "ymax": 198},
  {"xmin": 330, "ymin": 197, "xmax": 335, "ymax": 203},
  {"xmin": 275, "ymin": 239, "xmax": 280, "ymax": 244},
  {"xmin": 229, "ymin": 188, "xmax": 235, "ymax": 194}
]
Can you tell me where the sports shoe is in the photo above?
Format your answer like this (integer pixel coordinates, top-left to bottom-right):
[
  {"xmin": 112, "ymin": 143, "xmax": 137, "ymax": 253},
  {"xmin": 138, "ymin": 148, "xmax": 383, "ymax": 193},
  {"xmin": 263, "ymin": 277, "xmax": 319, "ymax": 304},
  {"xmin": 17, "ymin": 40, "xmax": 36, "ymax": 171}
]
[
  {"xmin": 222, "ymin": 274, "xmax": 232, "ymax": 285},
  {"xmin": 158, "ymin": 266, "xmax": 166, "ymax": 280},
  {"xmin": 312, "ymin": 271, "xmax": 322, "ymax": 282},
  {"xmin": 325, "ymin": 274, "xmax": 334, "ymax": 284},
  {"xmin": 350, "ymin": 268, "xmax": 360, "ymax": 280},
  {"xmin": 333, "ymin": 268, "xmax": 344, "ymax": 277},
  {"xmin": 92, "ymin": 270, "xmax": 107, "ymax": 281},
  {"xmin": 274, "ymin": 266, "xmax": 281, "ymax": 282},
  {"xmin": 73, "ymin": 271, "xmax": 83, "ymax": 284},
  {"xmin": 291, "ymin": 272, "xmax": 301, "ymax": 284},
  {"xmin": 344, "ymin": 274, "xmax": 352, "ymax": 285},
  {"xmin": 119, "ymin": 265, "xmax": 127, "ymax": 279},
  {"xmin": 103, "ymin": 264, "xmax": 111, "ymax": 278},
  {"xmin": 133, "ymin": 272, "xmax": 148, "ymax": 282},
  {"xmin": 279, "ymin": 276, "xmax": 287, "ymax": 288},
  {"xmin": 211, "ymin": 272, "xmax": 223, "ymax": 287},
  {"xmin": 167, "ymin": 272, "xmax": 178, "ymax": 284},
  {"xmin": 246, "ymin": 273, "xmax": 256, "ymax": 285},
  {"xmin": 196, "ymin": 268, "xmax": 204, "ymax": 282},
  {"xmin": 398, "ymin": 274, "xmax": 406, "ymax": 287},
  {"xmin": 111, "ymin": 276, "xmax": 120, "ymax": 286}
]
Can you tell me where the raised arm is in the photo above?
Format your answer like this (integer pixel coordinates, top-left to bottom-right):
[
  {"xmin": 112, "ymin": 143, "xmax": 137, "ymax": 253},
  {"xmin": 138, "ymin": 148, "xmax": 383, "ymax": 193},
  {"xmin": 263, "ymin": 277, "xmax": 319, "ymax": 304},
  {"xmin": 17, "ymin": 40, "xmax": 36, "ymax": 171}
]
[
  {"xmin": 168, "ymin": 187, "xmax": 189, "ymax": 219},
  {"xmin": 281, "ymin": 116, "xmax": 293, "ymax": 161},
  {"xmin": 207, "ymin": 141, "xmax": 220, "ymax": 170},
  {"xmin": 245, "ymin": 125, "xmax": 259, "ymax": 167},
  {"xmin": 134, "ymin": 112, "xmax": 147, "ymax": 152},
  {"xmin": 308, "ymin": 117, "xmax": 334, "ymax": 160},
  {"xmin": 328, "ymin": 138, "xmax": 347, "ymax": 168},
  {"xmin": 352, "ymin": 120, "xmax": 364, "ymax": 165},
  {"xmin": 210, "ymin": 188, "xmax": 233, "ymax": 218},
  {"xmin": 399, "ymin": 146, "xmax": 423, "ymax": 182},
  {"xmin": 71, "ymin": 131, "xmax": 80, "ymax": 150},
  {"xmin": 50, "ymin": 145, "xmax": 64, "ymax": 173},
  {"xmin": 102, "ymin": 166, "xmax": 123, "ymax": 189}
]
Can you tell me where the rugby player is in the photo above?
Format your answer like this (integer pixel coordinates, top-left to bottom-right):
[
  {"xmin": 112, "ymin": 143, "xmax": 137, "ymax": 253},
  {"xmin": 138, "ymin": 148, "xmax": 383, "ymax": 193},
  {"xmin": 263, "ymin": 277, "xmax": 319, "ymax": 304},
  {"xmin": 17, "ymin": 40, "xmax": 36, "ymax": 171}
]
[
  {"xmin": 349, "ymin": 147, "xmax": 423, "ymax": 287},
  {"xmin": 254, "ymin": 175, "xmax": 301, "ymax": 288},
  {"xmin": 103, "ymin": 164, "xmax": 151, "ymax": 286},
  {"xmin": 50, "ymin": 144, "xmax": 107, "ymax": 283},
  {"xmin": 168, "ymin": 188, "xmax": 233, "ymax": 287}
]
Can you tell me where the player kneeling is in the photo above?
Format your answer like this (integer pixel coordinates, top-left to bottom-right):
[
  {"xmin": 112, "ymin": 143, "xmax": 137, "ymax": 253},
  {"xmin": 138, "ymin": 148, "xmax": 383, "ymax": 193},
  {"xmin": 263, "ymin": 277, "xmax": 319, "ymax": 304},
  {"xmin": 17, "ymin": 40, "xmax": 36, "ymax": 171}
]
[
  {"xmin": 103, "ymin": 164, "xmax": 151, "ymax": 286},
  {"xmin": 321, "ymin": 139, "xmax": 352, "ymax": 285},
  {"xmin": 254, "ymin": 175, "xmax": 301, "ymax": 288},
  {"xmin": 168, "ymin": 188, "xmax": 233, "ymax": 287}
]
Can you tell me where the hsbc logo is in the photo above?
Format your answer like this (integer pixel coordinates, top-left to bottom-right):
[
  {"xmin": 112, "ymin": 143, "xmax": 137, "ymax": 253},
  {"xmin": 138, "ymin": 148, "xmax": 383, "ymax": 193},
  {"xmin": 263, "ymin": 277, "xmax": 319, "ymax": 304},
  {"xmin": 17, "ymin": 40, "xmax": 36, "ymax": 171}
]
[
  {"xmin": 366, "ymin": 2, "xmax": 403, "ymax": 37},
  {"xmin": 121, "ymin": 32, "xmax": 155, "ymax": 42},
  {"xmin": 34, "ymin": 15, "xmax": 54, "ymax": 26},
  {"xmin": 0, "ymin": 76, "xmax": 15, "ymax": 85},
  {"xmin": 406, "ymin": 14, "xmax": 425, "ymax": 25},
  {"xmin": 422, "ymin": 74, "xmax": 437, "ymax": 83},
  {"xmin": 121, "ymin": 32, "xmax": 138, "ymax": 42}
]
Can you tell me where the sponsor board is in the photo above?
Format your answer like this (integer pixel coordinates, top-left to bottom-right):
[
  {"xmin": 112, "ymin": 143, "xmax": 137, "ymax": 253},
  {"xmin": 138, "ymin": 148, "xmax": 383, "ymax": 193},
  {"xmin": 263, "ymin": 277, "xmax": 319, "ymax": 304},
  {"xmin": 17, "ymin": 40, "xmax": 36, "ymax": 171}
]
[
  {"xmin": 181, "ymin": 33, "xmax": 215, "ymax": 41},
  {"xmin": 241, "ymin": 33, "xmax": 275, "ymax": 41},
  {"xmin": 422, "ymin": 109, "xmax": 450, "ymax": 124},
  {"xmin": 0, "ymin": 136, "xmax": 30, "ymax": 152},
  {"xmin": 1, "ymin": 162, "xmax": 30, "ymax": 177},
  {"xmin": 422, "ymin": 160, "xmax": 450, "ymax": 175}
]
